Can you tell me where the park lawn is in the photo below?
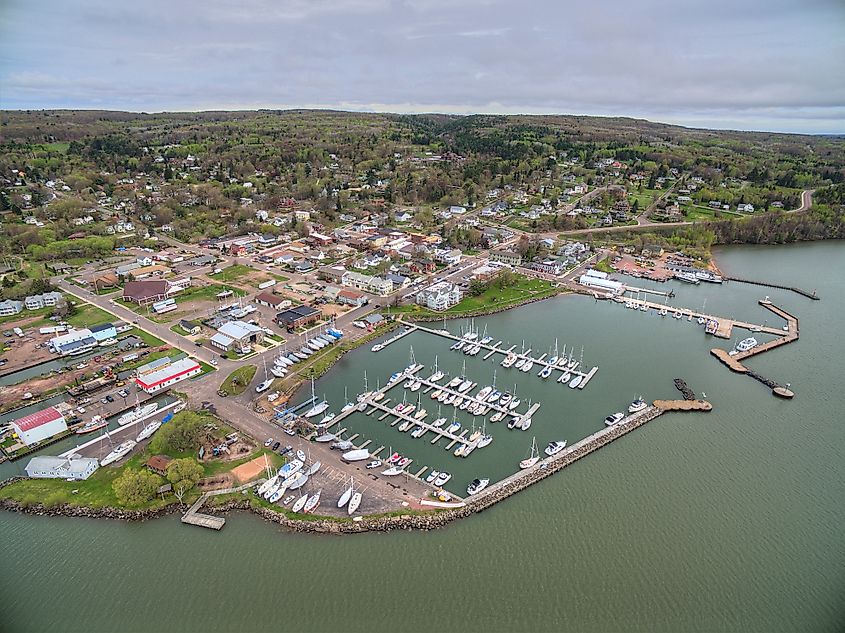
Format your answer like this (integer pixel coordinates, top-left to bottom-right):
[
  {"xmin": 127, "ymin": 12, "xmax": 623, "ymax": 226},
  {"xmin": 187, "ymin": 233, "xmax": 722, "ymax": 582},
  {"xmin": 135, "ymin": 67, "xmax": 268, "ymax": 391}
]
[
  {"xmin": 593, "ymin": 258, "xmax": 615, "ymax": 274},
  {"xmin": 442, "ymin": 277, "xmax": 556, "ymax": 314},
  {"xmin": 67, "ymin": 302, "xmax": 113, "ymax": 328},
  {"xmin": 221, "ymin": 365, "xmax": 257, "ymax": 395}
]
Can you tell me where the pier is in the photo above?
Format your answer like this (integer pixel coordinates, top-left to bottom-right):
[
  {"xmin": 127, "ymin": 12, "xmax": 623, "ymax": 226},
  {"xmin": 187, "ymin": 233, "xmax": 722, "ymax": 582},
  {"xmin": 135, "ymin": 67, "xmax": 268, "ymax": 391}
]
[{"xmin": 181, "ymin": 481, "xmax": 259, "ymax": 530}]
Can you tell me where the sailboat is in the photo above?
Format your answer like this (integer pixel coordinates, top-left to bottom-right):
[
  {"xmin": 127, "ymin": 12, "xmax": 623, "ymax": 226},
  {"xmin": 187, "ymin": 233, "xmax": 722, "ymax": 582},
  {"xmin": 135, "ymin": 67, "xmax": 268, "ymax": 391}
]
[
  {"xmin": 357, "ymin": 371, "xmax": 371, "ymax": 402},
  {"xmin": 519, "ymin": 437, "xmax": 540, "ymax": 469},
  {"xmin": 428, "ymin": 356, "xmax": 444, "ymax": 382},
  {"xmin": 347, "ymin": 489, "xmax": 362, "ymax": 515},
  {"xmin": 340, "ymin": 386, "xmax": 355, "ymax": 412},
  {"xmin": 117, "ymin": 394, "xmax": 158, "ymax": 426},
  {"xmin": 291, "ymin": 493, "xmax": 309, "ymax": 513},
  {"xmin": 338, "ymin": 478, "xmax": 354, "ymax": 508},
  {"xmin": 303, "ymin": 489, "xmax": 322, "ymax": 513},
  {"xmin": 304, "ymin": 379, "xmax": 329, "ymax": 418}
]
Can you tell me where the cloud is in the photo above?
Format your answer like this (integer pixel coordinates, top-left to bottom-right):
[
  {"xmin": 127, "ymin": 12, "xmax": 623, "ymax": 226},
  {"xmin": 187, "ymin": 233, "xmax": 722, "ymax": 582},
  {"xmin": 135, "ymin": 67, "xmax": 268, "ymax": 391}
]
[{"xmin": 0, "ymin": 0, "xmax": 843, "ymax": 133}]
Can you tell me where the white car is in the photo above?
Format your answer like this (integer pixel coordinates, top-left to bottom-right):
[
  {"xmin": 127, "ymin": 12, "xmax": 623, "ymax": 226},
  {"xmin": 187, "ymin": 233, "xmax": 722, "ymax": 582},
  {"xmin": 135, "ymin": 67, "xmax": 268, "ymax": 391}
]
[{"xmin": 210, "ymin": 358, "xmax": 218, "ymax": 366}]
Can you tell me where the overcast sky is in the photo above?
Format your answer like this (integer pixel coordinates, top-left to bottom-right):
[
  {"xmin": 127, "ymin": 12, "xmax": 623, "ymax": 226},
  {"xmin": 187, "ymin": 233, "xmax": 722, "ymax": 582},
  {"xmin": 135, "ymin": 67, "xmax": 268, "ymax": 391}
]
[{"xmin": 1, "ymin": 0, "xmax": 843, "ymax": 134}]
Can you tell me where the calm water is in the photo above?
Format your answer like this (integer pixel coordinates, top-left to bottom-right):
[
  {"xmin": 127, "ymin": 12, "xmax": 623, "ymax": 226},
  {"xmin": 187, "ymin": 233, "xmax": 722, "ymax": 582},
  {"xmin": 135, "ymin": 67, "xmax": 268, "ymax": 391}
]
[{"xmin": 2, "ymin": 242, "xmax": 843, "ymax": 633}]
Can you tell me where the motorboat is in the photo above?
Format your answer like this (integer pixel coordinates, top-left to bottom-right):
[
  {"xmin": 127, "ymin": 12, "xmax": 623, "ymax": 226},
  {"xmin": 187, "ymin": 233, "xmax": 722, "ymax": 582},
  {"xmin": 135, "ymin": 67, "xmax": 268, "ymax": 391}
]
[
  {"xmin": 735, "ymin": 337, "xmax": 759, "ymax": 353},
  {"xmin": 291, "ymin": 493, "xmax": 309, "ymax": 513},
  {"xmin": 499, "ymin": 393, "xmax": 512, "ymax": 406},
  {"xmin": 255, "ymin": 379, "xmax": 274, "ymax": 393},
  {"xmin": 347, "ymin": 491, "xmax": 362, "ymax": 515},
  {"xmin": 628, "ymin": 398, "xmax": 648, "ymax": 414},
  {"xmin": 76, "ymin": 416, "xmax": 107, "ymax": 435},
  {"xmin": 381, "ymin": 465, "xmax": 405, "ymax": 476},
  {"xmin": 396, "ymin": 457, "xmax": 410, "ymax": 467},
  {"xmin": 411, "ymin": 426, "xmax": 426, "ymax": 438},
  {"xmin": 278, "ymin": 459, "xmax": 304, "ymax": 479},
  {"xmin": 466, "ymin": 478, "xmax": 489, "ymax": 495},
  {"xmin": 425, "ymin": 470, "xmax": 440, "ymax": 483},
  {"xmin": 296, "ymin": 449, "xmax": 306, "ymax": 462},
  {"xmin": 100, "ymin": 440, "xmax": 136, "ymax": 466},
  {"xmin": 675, "ymin": 271, "xmax": 700, "ymax": 284},
  {"xmin": 434, "ymin": 472, "xmax": 452, "ymax": 487},
  {"xmin": 319, "ymin": 412, "xmax": 336, "ymax": 425},
  {"xmin": 386, "ymin": 452, "xmax": 401, "ymax": 463},
  {"xmin": 315, "ymin": 432, "xmax": 336, "ymax": 443},
  {"xmin": 558, "ymin": 371, "xmax": 571, "ymax": 384},
  {"xmin": 118, "ymin": 402, "xmax": 159, "ymax": 426},
  {"xmin": 501, "ymin": 353, "xmax": 517, "ymax": 368},
  {"xmin": 544, "ymin": 440, "xmax": 567, "ymax": 456},
  {"xmin": 604, "ymin": 412, "xmax": 625, "ymax": 426},
  {"xmin": 331, "ymin": 440, "xmax": 354, "ymax": 451},
  {"xmin": 366, "ymin": 460, "xmax": 382, "ymax": 469},
  {"xmin": 520, "ymin": 417, "xmax": 532, "ymax": 431},
  {"xmin": 136, "ymin": 419, "xmax": 162, "ymax": 442},
  {"xmin": 342, "ymin": 449, "xmax": 371, "ymax": 462}
]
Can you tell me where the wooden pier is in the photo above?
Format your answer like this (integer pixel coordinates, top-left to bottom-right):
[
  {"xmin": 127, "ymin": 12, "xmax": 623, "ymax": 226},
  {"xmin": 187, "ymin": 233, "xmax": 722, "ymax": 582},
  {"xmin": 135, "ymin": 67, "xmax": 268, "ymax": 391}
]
[{"xmin": 181, "ymin": 481, "xmax": 259, "ymax": 530}]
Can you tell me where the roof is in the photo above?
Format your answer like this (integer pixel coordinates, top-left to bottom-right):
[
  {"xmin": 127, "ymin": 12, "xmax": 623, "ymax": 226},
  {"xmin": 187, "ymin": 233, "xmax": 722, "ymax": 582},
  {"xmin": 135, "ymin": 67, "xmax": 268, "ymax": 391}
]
[
  {"xmin": 13, "ymin": 407, "xmax": 65, "ymax": 432},
  {"xmin": 138, "ymin": 355, "xmax": 173, "ymax": 375},
  {"xmin": 145, "ymin": 455, "xmax": 173, "ymax": 472},
  {"xmin": 276, "ymin": 305, "xmax": 320, "ymax": 323},
  {"xmin": 338, "ymin": 289, "xmax": 365, "ymax": 299},
  {"xmin": 179, "ymin": 319, "xmax": 198, "ymax": 330},
  {"xmin": 26, "ymin": 456, "xmax": 98, "ymax": 475},
  {"xmin": 123, "ymin": 280, "xmax": 169, "ymax": 300},
  {"xmin": 210, "ymin": 332, "xmax": 234, "ymax": 346},
  {"xmin": 364, "ymin": 314, "xmax": 384, "ymax": 324},
  {"xmin": 135, "ymin": 357, "xmax": 201, "ymax": 390},
  {"xmin": 218, "ymin": 320, "xmax": 263, "ymax": 340},
  {"xmin": 89, "ymin": 322, "xmax": 115, "ymax": 334},
  {"xmin": 255, "ymin": 292, "xmax": 286, "ymax": 306}
]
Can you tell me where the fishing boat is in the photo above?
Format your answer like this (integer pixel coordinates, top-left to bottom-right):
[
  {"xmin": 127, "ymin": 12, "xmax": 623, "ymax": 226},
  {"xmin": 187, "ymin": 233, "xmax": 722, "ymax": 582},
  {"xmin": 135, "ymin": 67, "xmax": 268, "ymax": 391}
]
[
  {"xmin": 466, "ymin": 478, "xmax": 489, "ymax": 495},
  {"xmin": 628, "ymin": 397, "xmax": 648, "ymax": 413},
  {"xmin": 76, "ymin": 415, "xmax": 107, "ymax": 435},
  {"xmin": 342, "ymin": 449, "xmax": 371, "ymax": 462},
  {"xmin": 291, "ymin": 493, "xmax": 309, "ymax": 512},
  {"xmin": 347, "ymin": 491, "xmax": 362, "ymax": 515},
  {"xmin": 135, "ymin": 419, "xmax": 162, "ymax": 442},
  {"xmin": 117, "ymin": 402, "xmax": 159, "ymax": 426},
  {"xmin": 544, "ymin": 440, "xmax": 567, "ymax": 456},
  {"xmin": 303, "ymin": 490, "xmax": 322, "ymax": 513},
  {"xmin": 100, "ymin": 440, "xmax": 136, "ymax": 466},
  {"xmin": 519, "ymin": 437, "xmax": 540, "ymax": 469},
  {"xmin": 604, "ymin": 412, "xmax": 625, "ymax": 426},
  {"xmin": 434, "ymin": 472, "xmax": 452, "ymax": 487}
]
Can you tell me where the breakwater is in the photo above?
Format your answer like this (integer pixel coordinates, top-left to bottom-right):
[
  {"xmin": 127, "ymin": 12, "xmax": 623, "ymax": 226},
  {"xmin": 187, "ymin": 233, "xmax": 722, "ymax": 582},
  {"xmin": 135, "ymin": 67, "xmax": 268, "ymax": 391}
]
[{"xmin": 723, "ymin": 275, "xmax": 820, "ymax": 300}]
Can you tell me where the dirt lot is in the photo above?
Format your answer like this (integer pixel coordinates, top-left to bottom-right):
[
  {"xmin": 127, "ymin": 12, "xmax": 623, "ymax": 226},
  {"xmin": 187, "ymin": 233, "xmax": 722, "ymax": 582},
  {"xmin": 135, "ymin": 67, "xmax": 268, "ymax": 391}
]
[
  {"xmin": 231, "ymin": 454, "xmax": 272, "ymax": 483},
  {"xmin": 0, "ymin": 335, "xmax": 55, "ymax": 374}
]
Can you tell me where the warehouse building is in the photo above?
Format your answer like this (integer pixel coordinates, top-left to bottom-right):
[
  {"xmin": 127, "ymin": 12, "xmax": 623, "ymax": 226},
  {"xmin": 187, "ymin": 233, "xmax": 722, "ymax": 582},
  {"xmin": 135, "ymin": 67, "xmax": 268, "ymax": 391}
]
[
  {"xmin": 49, "ymin": 328, "xmax": 98, "ymax": 356},
  {"xmin": 11, "ymin": 407, "xmax": 68, "ymax": 446},
  {"xmin": 135, "ymin": 354, "xmax": 202, "ymax": 394}
]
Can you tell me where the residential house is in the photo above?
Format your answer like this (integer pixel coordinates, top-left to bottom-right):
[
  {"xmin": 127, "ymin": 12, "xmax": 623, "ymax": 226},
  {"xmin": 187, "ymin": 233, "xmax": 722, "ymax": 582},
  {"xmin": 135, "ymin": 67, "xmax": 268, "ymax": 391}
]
[
  {"xmin": 341, "ymin": 271, "xmax": 393, "ymax": 296},
  {"xmin": 0, "ymin": 299, "xmax": 23, "ymax": 317},
  {"xmin": 336, "ymin": 289, "xmax": 368, "ymax": 307},
  {"xmin": 178, "ymin": 320, "xmax": 201, "ymax": 335},
  {"xmin": 25, "ymin": 455, "xmax": 99, "ymax": 480},
  {"xmin": 145, "ymin": 455, "xmax": 173, "ymax": 476},
  {"xmin": 416, "ymin": 281, "xmax": 462, "ymax": 311},
  {"xmin": 490, "ymin": 250, "xmax": 522, "ymax": 266}
]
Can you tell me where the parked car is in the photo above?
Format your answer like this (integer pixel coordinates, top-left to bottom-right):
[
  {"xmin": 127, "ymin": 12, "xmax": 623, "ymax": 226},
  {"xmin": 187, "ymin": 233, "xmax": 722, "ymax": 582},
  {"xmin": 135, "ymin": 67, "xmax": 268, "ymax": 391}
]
[
  {"xmin": 106, "ymin": 395, "xmax": 114, "ymax": 402},
  {"xmin": 271, "ymin": 441, "xmax": 281, "ymax": 451},
  {"xmin": 264, "ymin": 438, "xmax": 274, "ymax": 447}
]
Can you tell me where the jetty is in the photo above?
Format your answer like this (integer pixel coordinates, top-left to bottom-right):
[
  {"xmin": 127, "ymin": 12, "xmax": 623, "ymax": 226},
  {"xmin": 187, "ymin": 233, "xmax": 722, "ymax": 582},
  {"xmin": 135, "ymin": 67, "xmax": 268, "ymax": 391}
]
[
  {"xmin": 181, "ymin": 481, "xmax": 259, "ymax": 530},
  {"xmin": 723, "ymin": 276, "xmax": 819, "ymax": 300}
]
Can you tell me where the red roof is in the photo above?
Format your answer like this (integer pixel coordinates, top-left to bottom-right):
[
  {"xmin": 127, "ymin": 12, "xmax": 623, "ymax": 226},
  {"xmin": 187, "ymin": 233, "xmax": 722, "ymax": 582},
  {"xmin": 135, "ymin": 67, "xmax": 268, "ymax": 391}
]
[
  {"xmin": 13, "ymin": 407, "xmax": 64, "ymax": 432},
  {"xmin": 338, "ymin": 289, "xmax": 365, "ymax": 299}
]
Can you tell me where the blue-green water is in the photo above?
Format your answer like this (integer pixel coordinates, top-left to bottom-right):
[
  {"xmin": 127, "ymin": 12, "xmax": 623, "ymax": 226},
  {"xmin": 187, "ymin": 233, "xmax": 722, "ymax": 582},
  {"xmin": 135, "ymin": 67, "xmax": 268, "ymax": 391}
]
[{"xmin": 2, "ymin": 242, "xmax": 843, "ymax": 633}]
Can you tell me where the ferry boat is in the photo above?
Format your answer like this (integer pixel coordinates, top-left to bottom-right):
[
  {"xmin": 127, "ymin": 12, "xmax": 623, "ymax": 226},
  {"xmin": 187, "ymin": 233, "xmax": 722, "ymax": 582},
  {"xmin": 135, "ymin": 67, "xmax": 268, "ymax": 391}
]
[
  {"xmin": 604, "ymin": 412, "xmax": 625, "ymax": 426},
  {"xmin": 100, "ymin": 440, "xmax": 137, "ymax": 466},
  {"xmin": 117, "ymin": 402, "xmax": 158, "ymax": 426},
  {"xmin": 675, "ymin": 272, "xmax": 700, "ymax": 284},
  {"xmin": 628, "ymin": 398, "xmax": 648, "ymax": 414},
  {"xmin": 695, "ymin": 271, "xmax": 723, "ymax": 283},
  {"xmin": 466, "ymin": 478, "xmax": 490, "ymax": 495},
  {"xmin": 76, "ymin": 416, "xmax": 107, "ymax": 435},
  {"xmin": 735, "ymin": 337, "xmax": 759, "ymax": 353}
]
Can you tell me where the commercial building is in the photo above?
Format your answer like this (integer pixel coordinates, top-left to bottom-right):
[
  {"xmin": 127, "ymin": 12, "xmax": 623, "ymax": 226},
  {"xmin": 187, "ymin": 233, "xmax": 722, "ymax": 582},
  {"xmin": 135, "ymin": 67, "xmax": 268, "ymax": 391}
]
[
  {"xmin": 341, "ymin": 271, "xmax": 393, "ymax": 296},
  {"xmin": 89, "ymin": 322, "xmax": 117, "ymax": 343},
  {"xmin": 416, "ymin": 281, "xmax": 462, "ymax": 311},
  {"xmin": 337, "ymin": 289, "xmax": 368, "ymax": 307},
  {"xmin": 255, "ymin": 292, "xmax": 290, "ymax": 310},
  {"xmin": 276, "ymin": 305, "xmax": 321, "ymax": 329},
  {"xmin": 50, "ymin": 328, "xmax": 97, "ymax": 356},
  {"xmin": 209, "ymin": 320, "xmax": 265, "ymax": 354},
  {"xmin": 490, "ymin": 250, "xmax": 522, "ymax": 266},
  {"xmin": 25, "ymin": 455, "xmax": 99, "ymax": 480},
  {"xmin": 135, "ymin": 354, "xmax": 202, "ymax": 394},
  {"xmin": 11, "ymin": 407, "xmax": 68, "ymax": 446},
  {"xmin": 123, "ymin": 280, "xmax": 171, "ymax": 305},
  {"xmin": 578, "ymin": 272, "xmax": 624, "ymax": 294}
]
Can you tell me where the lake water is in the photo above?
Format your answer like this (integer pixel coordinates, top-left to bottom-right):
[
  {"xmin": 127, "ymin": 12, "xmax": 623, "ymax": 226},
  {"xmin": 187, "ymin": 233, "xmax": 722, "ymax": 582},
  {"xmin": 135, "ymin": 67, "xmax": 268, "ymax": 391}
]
[{"xmin": 2, "ymin": 242, "xmax": 843, "ymax": 633}]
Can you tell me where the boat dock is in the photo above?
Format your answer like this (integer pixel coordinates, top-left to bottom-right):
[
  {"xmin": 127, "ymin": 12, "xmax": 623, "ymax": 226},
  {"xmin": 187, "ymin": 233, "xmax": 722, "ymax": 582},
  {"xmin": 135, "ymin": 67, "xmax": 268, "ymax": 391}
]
[
  {"xmin": 371, "ymin": 325, "xmax": 416, "ymax": 350},
  {"xmin": 181, "ymin": 481, "xmax": 259, "ymax": 530},
  {"xmin": 613, "ymin": 295, "xmax": 788, "ymax": 339},
  {"xmin": 365, "ymin": 400, "xmax": 471, "ymax": 448},
  {"xmin": 401, "ymin": 376, "xmax": 539, "ymax": 419},
  {"xmin": 407, "ymin": 323, "xmax": 599, "ymax": 389}
]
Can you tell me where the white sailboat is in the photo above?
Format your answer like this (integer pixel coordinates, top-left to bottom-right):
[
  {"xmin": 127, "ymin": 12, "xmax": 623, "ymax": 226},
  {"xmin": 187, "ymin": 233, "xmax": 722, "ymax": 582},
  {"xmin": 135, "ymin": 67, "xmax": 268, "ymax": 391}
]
[
  {"xmin": 347, "ymin": 490, "xmax": 362, "ymax": 515},
  {"xmin": 519, "ymin": 437, "xmax": 540, "ymax": 469},
  {"xmin": 338, "ymin": 478, "xmax": 354, "ymax": 508},
  {"xmin": 291, "ymin": 493, "xmax": 309, "ymax": 512}
]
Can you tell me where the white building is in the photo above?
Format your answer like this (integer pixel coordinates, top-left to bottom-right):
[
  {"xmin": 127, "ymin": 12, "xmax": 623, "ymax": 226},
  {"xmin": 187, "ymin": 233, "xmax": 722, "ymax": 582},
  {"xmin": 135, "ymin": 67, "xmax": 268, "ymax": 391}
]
[
  {"xmin": 24, "ymin": 292, "xmax": 63, "ymax": 310},
  {"xmin": 341, "ymin": 271, "xmax": 393, "ymax": 296},
  {"xmin": 416, "ymin": 281, "xmax": 462, "ymax": 311},
  {"xmin": 578, "ymin": 274, "xmax": 624, "ymax": 294},
  {"xmin": 11, "ymin": 407, "xmax": 68, "ymax": 446},
  {"xmin": 50, "ymin": 329, "xmax": 97, "ymax": 356},
  {"xmin": 0, "ymin": 299, "xmax": 23, "ymax": 316},
  {"xmin": 25, "ymin": 455, "xmax": 99, "ymax": 480},
  {"xmin": 135, "ymin": 355, "xmax": 202, "ymax": 394}
]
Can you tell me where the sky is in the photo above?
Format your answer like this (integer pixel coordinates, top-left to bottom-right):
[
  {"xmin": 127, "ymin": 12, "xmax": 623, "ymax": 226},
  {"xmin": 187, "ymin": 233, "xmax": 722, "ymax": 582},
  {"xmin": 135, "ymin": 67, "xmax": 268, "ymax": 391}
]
[{"xmin": 1, "ymin": 0, "xmax": 843, "ymax": 134}]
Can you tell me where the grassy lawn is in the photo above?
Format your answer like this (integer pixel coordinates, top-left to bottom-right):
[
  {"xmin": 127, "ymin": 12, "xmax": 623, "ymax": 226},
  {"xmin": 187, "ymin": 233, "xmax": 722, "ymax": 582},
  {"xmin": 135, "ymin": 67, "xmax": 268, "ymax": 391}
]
[
  {"xmin": 170, "ymin": 324, "xmax": 189, "ymax": 336},
  {"xmin": 174, "ymin": 283, "xmax": 246, "ymax": 302},
  {"xmin": 124, "ymin": 327, "xmax": 166, "ymax": 347},
  {"xmin": 209, "ymin": 264, "xmax": 254, "ymax": 282},
  {"xmin": 593, "ymin": 258, "xmax": 615, "ymax": 274},
  {"xmin": 221, "ymin": 365, "xmax": 257, "ymax": 395},
  {"xmin": 0, "ymin": 306, "xmax": 52, "ymax": 327},
  {"xmin": 67, "ymin": 302, "xmax": 113, "ymax": 328}
]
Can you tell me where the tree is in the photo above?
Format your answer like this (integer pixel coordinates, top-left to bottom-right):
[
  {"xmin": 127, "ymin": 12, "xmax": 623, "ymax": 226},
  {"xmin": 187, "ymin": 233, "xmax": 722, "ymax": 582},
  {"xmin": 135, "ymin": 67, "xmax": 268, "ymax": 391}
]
[
  {"xmin": 149, "ymin": 411, "xmax": 206, "ymax": 453},
  {"xmin": 166, "ymin": 458, "xmax": 204, "ymax": 504},
  {"xmin": 113, "ymin": 468, "xmax": 161, "ymax": 506}
]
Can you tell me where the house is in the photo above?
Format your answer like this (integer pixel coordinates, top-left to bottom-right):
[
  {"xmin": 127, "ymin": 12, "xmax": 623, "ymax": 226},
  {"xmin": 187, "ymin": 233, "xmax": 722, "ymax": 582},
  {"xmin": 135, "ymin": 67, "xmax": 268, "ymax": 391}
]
[
  {"xmin": 276, "ymin": 305, "xmax": 321, "ymax": 329},
  {"xmin": 24, "ymin": 292, "xmax": 63, "ymax": 310},
  {"xmin": 436, "ymin": 248, "xmax": 463, "ymax": 265},
  {"xmin": 640, "ymin": 244, "xmax": 665, "ymax": 258},
  {"xmin": 363, "ymin": 314, "xmax": 384, "ymax": 327},
  {"xmin": 135, "ymin": 354, "xmax": 202, "ymax": 394},
  {"xmin": 50, "ymin": 329, "xmax": 97, "ymax": 356},
  {"xmin": 336, "ymin": 289, "xmax": 368, "ymax": 307},
  {"xmin": 210, "ymin": 320, "xmax": 265, "ymax": 354},
  {"xmin": 25, "ymin": 455, "xmax": 99, "ymax": 480},
  {"xmin": 11, "ymin": 407, "xmax": 68, "ymax": 446},
  {"xmin": 145, "ymin": 455, "xmax": 173, "ymax": 476},
  {"xmin": 341, "ymin": 271, "xmax": 393, "ymax": 296},
  {"xmin": 317, "ymin": 266, "xmax": 347, "ymax": 285},
  {"xmin": 0, "ymin": 299, "xmax": 23, "ymax": 317},
  {"xmin": 130, "ymin": 264, "xmax": 169, "ymax": 280},
  {"xmin": 449, "ymin": 205, "xmax": 467, "ymax": 215},
  {"xmin": 530, "ymin": 259, "xmax": 563, "ymax": 275},
  {"xmin": 46, "ymin": 262, "xmax": 72, "ymax": 274},
  {"xmin": 294, "ymin": 210, "xmax": 311, "ymax": 222},
  {"xmin": 490, "ymin": 250, "xmax": 522, "ymax": 266},
  {"xmin": 123, "ymin": 280, "xmax": 170, "ymax": 305},
  {"xmin": 416, "ymin": 281, "xmax": 462, "ymax": 311},
  {"xmin": 385, "ymin": 273, "xmax": 410, "ymax": 290},
  {"xmin": 255, "ymin": 293, "xmax": 290, "ymax": 310},
  {"xmin": 178, "ymin": 320, "xmax": 201, "ymax": 335},
  {"xmin": 93, "ymin": 273, "xmax": 120, "ymax": 289}
]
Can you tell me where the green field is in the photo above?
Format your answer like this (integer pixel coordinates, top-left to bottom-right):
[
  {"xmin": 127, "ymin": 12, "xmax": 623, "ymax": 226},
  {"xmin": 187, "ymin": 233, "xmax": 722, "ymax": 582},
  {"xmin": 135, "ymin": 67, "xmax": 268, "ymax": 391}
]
[
  {"xmin": 67, "ymin": 302, "xmax": 113, "ymax": 328},
  {"xmin": 221, "ymin": 365, "xmax": 257, "ymax": 395},
  {"xmin": 209, "ymin": 264, "xmax": 254, "ymax": 282}
]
